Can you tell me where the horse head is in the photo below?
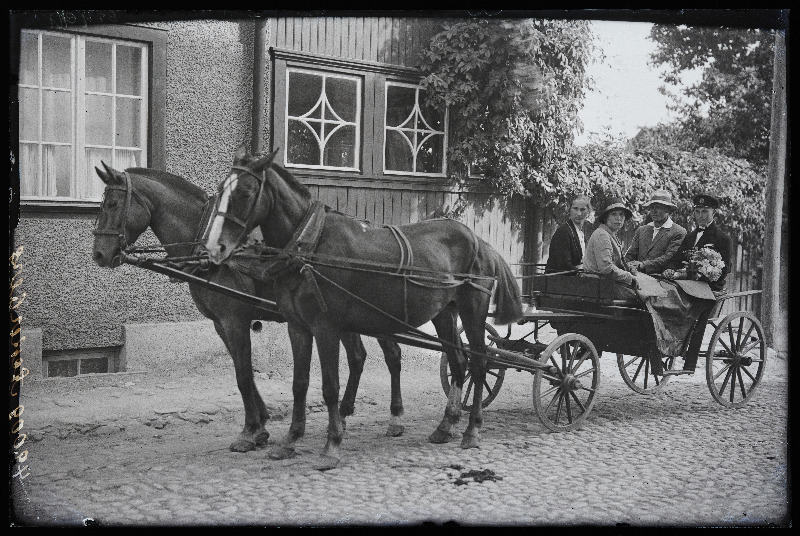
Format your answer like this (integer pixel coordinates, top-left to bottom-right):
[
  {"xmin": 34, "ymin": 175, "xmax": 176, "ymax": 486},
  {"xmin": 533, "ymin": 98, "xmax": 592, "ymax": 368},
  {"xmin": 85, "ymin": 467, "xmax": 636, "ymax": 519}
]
[
  {"xmin": 92, "ymin": 162, "xmax": 152, "ymax": 268},
  {"xmin": 205, "ymin": 144, "xmax": 279, "ymax": 265}
]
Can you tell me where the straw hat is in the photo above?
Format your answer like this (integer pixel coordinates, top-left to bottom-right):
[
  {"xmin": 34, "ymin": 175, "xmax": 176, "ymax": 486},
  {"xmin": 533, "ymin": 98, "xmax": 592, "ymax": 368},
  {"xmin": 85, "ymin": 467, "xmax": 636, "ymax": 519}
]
[{"xmin": 642, "ymin": 189, "xmax": 678, "ymax": 210}]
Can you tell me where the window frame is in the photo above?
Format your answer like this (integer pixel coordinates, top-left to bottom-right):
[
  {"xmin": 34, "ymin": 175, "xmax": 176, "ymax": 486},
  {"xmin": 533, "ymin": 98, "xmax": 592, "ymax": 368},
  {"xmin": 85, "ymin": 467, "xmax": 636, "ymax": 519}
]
[
  {"xmin": 18, "ymin": 24, "xmax": 166, "ymax": 212},
  {"xmin": 383, "ymin": 80, "xmax": 448, "ymax": 178},
  {"xmin": 283, "ymin": 67, "xmax": 363, "ymax": 172},
  {"xmin": 270, "ymin": 47, "xmax": 450, "ymax": 188}
]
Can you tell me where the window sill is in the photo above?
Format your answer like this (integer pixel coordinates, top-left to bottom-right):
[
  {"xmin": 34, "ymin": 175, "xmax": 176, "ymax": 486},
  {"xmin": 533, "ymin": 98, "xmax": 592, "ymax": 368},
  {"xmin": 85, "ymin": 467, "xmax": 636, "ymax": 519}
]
[{"xmin": 20, "ymin": 199, "xmax": 101, "ymax": 215}]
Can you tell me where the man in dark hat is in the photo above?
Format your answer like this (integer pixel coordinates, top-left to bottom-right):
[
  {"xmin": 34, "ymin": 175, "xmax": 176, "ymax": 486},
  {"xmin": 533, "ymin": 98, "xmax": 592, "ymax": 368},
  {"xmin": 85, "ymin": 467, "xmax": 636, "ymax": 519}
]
[
  {"xmin": 625, "ymin": 189, "xmax": 687, "ymax": 275},
  {"xmin": 662, "ymin": 193, "xmax": 733, "ymax": 376}
]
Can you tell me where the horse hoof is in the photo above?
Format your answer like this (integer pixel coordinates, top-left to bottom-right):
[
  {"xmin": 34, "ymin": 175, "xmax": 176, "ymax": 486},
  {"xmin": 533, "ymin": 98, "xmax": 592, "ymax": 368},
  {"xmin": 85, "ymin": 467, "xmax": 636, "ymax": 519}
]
[
  {"xmin": 460, "ymin": 434, "xmax": 480, "ymax": 449},
  {"xmin": 229, "ymin": 438, "xmax": 257, "ymax": 453},
  {"xmin": 313, "ymin": 455, "xmax": 340, "ymax": 471},
  {"xmin": 254, "ymin": 430, "xmax": 270, "ymax": 447},
  {"xmin": 267, "ymin": 445, "xmax": 296, "ymax": 460},
  {"xmin": 428, "ymin": 429, "xmax": 455, "ymax": 444},
  {"xmin": 386, "ymin": 424, "xmax": 405, "ymax": 437}
]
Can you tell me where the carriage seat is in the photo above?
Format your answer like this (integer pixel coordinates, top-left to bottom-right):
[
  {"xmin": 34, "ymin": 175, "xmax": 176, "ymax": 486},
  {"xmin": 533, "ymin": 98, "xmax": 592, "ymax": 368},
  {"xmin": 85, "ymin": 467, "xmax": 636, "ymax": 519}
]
[{"xmin": 530, "ymin": 273, "xmax": 642, "ymax": 313}]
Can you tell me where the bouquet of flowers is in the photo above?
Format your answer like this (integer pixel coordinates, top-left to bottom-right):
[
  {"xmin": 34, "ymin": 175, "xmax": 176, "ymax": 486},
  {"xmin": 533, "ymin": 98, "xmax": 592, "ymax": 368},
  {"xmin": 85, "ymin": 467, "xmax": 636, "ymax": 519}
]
[{"xmin": 680, "ymin": 246, "xmax": 725, "ymax": 282}]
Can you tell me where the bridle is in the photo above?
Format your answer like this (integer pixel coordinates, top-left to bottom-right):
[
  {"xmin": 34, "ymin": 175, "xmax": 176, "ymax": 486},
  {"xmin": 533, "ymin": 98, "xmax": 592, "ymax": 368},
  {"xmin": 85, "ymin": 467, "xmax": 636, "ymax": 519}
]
[
  {"xmin": 92, "ymin": 171, "xmax": 144, "ymax": 252},
  {"xmin": 204, "ymin": 164, "xmax": 270, "ymax": 251}
]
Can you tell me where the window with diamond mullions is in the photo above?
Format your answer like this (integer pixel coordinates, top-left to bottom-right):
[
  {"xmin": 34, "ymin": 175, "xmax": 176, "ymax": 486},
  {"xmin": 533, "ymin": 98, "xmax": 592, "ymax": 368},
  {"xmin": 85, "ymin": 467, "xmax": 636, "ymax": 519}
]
[{"xmin": 285, "ymin": 68, "xmax": 361, "ymax": 171}]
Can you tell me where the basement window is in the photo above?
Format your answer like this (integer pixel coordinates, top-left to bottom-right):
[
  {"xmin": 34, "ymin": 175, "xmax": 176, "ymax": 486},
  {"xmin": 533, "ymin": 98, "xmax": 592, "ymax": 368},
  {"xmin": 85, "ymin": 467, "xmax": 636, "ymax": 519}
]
[{"xmin": 43, "ymin": 346, "xmax": 121, "ymax": 378}]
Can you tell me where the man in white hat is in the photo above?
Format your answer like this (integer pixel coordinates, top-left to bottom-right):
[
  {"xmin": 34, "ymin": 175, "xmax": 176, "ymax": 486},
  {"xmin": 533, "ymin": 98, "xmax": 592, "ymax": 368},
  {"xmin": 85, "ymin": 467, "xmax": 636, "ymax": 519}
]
[{"xmin": 625, "ymin": 189, "xmax": 686, "ymax": 275}]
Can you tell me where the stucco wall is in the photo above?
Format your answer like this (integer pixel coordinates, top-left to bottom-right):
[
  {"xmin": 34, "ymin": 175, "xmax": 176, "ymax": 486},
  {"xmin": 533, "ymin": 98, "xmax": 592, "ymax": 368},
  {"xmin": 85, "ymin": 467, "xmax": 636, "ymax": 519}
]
[{"xmin": 15, "ymin": 19, "xmax": 258, "ymax": 351}]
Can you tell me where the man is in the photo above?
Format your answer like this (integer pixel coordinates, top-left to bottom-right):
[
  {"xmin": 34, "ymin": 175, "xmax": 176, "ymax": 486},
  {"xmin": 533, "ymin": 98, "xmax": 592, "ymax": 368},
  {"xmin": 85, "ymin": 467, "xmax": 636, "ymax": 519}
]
[
  {"xmin": 625, "ymin": 189, "xmax": 687, "ymax": 275},
  {"xmin": 545, "ymin": 194, "xmax": 591, "ymax": 274},
  {"xmin": 662, "ymin": 193, "xmax": 733, "ymax": 376}
]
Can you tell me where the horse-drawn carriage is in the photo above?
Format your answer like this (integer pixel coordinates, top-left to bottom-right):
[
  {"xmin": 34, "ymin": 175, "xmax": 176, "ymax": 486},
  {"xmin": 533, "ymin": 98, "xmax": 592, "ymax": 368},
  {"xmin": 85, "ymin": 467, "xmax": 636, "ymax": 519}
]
[
  {"xmin": 436, "ymin": 271, "xmax": 765, "ymax": 433},
  {"xmin": 92, "ymin": 145, "xmax": 767, "ymax": 468}
]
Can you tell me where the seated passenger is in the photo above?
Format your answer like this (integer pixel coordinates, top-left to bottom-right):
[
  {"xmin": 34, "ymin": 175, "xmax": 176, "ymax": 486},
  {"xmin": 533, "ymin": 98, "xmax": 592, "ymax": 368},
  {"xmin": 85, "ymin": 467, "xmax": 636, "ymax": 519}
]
[
  {"xmin": 545, "ymin": 194, "xmax": 592, "ymax": 274},
  {"xmin": 583, "ymin": 197, "xmax": 638, "ymax": 300},
  {"xmin": 625, "ymin": 189, "xmax": 687, "ymax": 275}
]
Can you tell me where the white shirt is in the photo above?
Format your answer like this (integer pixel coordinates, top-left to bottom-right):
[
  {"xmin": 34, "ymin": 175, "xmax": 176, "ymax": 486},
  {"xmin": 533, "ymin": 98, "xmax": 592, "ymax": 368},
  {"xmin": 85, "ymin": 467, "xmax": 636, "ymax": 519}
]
[
  {"xmin": 573, "ymin": 221, "xmax": 586, "ymax": 259},
  {"xmin": 648, "ymin": 216, "xmax": 674, "ymax": 239}
]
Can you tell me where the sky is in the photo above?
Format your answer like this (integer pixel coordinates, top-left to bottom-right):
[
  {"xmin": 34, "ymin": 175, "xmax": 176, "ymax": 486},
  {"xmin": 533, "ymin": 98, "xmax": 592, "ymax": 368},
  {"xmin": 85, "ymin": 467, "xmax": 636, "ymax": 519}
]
[{"xmin": 575, "ymin": 20, "xmax": 700, "ymax": 146}]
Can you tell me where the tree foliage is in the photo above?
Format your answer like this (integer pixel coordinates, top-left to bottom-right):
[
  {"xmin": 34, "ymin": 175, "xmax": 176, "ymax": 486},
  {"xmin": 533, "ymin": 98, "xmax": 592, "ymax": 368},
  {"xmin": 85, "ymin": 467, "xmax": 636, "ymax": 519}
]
[
  {"xmin": 648, "ymin": 25, "xmax": 775, "ymax": 165},
  {"xmin": 418, "ymin": 18, "xmax": 597, "ymax": 198},
  {"xmin": 544, "ymin": 140, "xmax": 766, "ymax": 252}
]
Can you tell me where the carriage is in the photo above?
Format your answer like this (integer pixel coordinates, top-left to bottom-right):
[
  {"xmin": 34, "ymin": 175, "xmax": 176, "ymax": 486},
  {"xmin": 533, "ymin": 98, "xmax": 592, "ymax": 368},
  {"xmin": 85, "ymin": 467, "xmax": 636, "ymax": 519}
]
[
  {"xmin": 92, "ymin": 147, "xmax": 767, "ymax": 468},
  {"xmin": 434, "ymin": 270, "xmax": 766, "ymax": 432}
]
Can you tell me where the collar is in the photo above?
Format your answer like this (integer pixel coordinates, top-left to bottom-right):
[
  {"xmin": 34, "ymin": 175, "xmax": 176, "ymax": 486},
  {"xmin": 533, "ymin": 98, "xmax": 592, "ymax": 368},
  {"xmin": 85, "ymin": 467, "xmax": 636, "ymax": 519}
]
[
  {"xmin": 696, "ymin": 222, "xmax": 712, "ymax": 232},
  {"xmin": 648, "ymin": 217, "xmax": 674, "ymax": 230}
]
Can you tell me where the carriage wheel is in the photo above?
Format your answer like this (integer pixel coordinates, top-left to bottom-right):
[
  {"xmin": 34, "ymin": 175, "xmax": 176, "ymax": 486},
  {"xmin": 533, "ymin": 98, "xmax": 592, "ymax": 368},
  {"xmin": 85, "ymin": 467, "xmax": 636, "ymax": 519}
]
[
  {"xmin": 705, "ymin": 311, "xmax": 766, "ymax": 408},
  {"xmin": 532, "ymin": 334, "xmax": 600, "ymax": 432},
  {"xmin": 439, "ymin": 323, "xmax": 506, "ymax": 411},
  {"xmin": 616, "ymin": 353, "xmax": 673, "ymax": 394}
]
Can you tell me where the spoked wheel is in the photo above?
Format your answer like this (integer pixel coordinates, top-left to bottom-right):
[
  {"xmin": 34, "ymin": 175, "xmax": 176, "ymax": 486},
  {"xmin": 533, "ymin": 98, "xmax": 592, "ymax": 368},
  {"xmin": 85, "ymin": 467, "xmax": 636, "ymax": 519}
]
[
  {"xmin": 532, "ymin": 334, "xmax": 600, "ymax": 432},
  {"xmin": 616, "ymin": 353, "xmax": 673, "ymax": 394},
  {"xmin": 705, "ymin": 311, "xmax": 766, "ymax": 408},
  {"xmin": 439, "ymin": 323, "xmax": 506, "ymax": 411}
]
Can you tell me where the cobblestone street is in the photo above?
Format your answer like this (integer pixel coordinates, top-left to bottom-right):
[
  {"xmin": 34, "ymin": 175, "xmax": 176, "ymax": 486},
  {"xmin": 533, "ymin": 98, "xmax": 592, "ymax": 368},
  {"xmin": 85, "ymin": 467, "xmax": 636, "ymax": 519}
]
[{"xmin": 11, "ymin": 334, "xmax": 789, "ymax": 528}]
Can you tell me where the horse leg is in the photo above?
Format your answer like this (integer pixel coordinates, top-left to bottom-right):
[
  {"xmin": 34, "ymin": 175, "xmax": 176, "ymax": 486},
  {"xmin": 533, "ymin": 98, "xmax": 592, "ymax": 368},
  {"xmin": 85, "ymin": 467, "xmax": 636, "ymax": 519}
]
[
  {"xmin": 428, "ymin": 308, "xmax": 466, "ymax": 444},
  {"xmin": 457, "ymin": 299, "xmax": 490, "ymax": 449},
  {"xmin": 268, "ymin": 321, "xmax": 313, "ymax": 460},
  {"xmin": 378, "ymin": 339, "xmax": 405, "ymax": 437},
  {"xmin": 338, "ymin": 331, "xmax": 366, "ymax": 433},
  {"xmin": 213, "ymin": 320, "xmax": 270, "ymax": 452},
  {"xmin": 314, "ymin": 327, "xmax": 344, "ymax": 470}
]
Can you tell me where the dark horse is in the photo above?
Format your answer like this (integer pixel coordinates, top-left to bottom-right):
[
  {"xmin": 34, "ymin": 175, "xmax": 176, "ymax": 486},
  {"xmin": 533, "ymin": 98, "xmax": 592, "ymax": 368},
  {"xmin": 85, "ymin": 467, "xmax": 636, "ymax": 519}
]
[
  {"xmin": 205, "ymin": 145, "xmax": 523, "ymax": 469},
  {"xmin": 91, "ymin": 163, "xmax": 405, "ymax": 453}
]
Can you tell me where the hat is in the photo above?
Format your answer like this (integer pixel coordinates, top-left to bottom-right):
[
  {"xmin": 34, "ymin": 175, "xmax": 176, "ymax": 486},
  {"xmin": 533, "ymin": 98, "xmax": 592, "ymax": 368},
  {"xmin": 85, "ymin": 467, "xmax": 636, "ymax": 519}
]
[
  {"xmin": 599, "ymin": 197, "xmax": 633, "ymax": 222},
  {"xmin": 692, "ymin": 193, "xmax": 720, "ymax": 209},
  {"xmin": 643, "ymin": 189, "xmax": 677, "ymax": 209}
]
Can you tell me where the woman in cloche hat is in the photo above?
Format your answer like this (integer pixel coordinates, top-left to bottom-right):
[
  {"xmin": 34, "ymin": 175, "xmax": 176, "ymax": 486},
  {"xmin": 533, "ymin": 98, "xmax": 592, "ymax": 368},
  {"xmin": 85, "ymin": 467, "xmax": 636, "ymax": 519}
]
[{"xmin": 583, "ymin": 197, "xmax": 637, "ymax": 299}]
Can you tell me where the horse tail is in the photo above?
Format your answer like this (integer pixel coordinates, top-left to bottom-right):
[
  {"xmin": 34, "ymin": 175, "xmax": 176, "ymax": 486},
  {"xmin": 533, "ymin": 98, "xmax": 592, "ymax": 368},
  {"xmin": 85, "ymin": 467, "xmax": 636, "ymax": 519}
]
[{"xmin": 489, "ymin": 247, "xmax": 523, "ymax": 325}]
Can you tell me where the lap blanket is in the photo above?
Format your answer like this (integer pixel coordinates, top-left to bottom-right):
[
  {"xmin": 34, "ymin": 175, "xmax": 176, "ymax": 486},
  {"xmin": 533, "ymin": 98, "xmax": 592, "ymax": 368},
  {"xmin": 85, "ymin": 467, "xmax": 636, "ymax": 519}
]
[{"xmin": 635, "ymin": 274, "xmax": 715, "ymax": 357}]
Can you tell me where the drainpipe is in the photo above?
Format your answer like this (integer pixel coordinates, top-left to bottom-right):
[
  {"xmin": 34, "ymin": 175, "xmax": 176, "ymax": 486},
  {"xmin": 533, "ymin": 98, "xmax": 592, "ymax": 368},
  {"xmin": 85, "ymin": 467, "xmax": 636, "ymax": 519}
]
[{"xmin": 252, "ymin": 19, "xmax": 268, "ymax": 155}]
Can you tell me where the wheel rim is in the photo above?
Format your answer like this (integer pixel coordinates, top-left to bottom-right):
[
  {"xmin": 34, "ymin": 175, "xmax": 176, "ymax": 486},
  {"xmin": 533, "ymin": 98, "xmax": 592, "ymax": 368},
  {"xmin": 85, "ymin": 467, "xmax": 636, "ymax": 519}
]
[
  {"xmin": 439, "ymin": 323, "xmax": 506, "ymax": 411},
  {"xmin": 533, "ymin": 334, "xmax": 600, "ymax": 432},
  {"xmin": 706, "ymin": 312, "xmax": 765, "ymax": 408},
  {"xmin": 617, "ymin": 353, "xmax": 672, "ymax": 394}
]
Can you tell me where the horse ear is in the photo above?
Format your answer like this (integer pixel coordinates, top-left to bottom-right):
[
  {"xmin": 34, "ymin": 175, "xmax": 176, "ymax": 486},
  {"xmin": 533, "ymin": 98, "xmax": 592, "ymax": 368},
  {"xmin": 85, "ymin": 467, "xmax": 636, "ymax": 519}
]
[
  {"xmin": 253, "ymin": 148, "xmax": 280, "ymax": 173},
  {"xmin": 234, "ymin": 143, "xmax": 248, "ymax": 162},
  {"xmin": 95, "ymin": 162, "xmax": 111, "ymax": 184},
  {"xmin": 101, "ymin": 161, "xmax": 123, "ymax": 183}
]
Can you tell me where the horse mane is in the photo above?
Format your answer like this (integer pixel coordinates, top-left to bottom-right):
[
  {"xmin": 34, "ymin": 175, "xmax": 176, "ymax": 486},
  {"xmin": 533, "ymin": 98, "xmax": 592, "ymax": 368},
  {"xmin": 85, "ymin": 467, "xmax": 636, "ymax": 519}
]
[
  {"xmin": 127, "ymin": 167, "xmax": 209, "ymax": 204},
  {"xmin": 267, "ymin": 161, "xmax": 311, "ymax": 202}
]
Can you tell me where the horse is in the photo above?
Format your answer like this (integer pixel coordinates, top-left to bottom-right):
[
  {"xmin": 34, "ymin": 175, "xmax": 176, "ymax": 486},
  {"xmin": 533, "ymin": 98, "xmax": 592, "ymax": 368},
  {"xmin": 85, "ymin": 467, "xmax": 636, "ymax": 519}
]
[
  {"xmin": 91, "ymin": 163, "xmax": 406, "ymax": 453},
  {"xmin": 205, "ymin": 144, "xmax": 523, "ymax": 469}
]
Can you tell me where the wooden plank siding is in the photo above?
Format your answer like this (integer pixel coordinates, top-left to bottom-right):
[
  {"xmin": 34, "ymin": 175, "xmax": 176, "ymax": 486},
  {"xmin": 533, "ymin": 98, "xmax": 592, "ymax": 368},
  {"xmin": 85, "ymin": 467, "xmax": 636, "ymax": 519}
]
[{"xmin": 270, "ymin": 16, "xmax": 440, "ymax": 67}]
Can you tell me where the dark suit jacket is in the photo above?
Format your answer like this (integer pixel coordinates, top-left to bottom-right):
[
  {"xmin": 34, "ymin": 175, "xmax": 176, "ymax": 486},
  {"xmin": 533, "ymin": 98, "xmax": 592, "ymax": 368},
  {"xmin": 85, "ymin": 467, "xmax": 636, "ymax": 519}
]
[
  {"xmin": 667, "ymin": 222, "xmax": 732, "ymax": 291},
  {"xmin": 545, "ymin": 220, "xmax": 585, "ymax": 273},
  {"xmin": 625, "ymin": 221, "xmax": 687, "ymax": 274}
]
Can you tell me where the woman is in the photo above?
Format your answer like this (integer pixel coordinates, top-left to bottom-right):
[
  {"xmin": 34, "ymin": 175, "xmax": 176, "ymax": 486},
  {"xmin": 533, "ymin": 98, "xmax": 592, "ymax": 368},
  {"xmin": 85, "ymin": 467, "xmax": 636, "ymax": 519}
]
[
  {"xmin": 545, "ymin": 194, "xmax": 592, "ymax": 274},
  {"xmin": 583, "ymin": 197, "xmax": 637, "ymax": 300}
]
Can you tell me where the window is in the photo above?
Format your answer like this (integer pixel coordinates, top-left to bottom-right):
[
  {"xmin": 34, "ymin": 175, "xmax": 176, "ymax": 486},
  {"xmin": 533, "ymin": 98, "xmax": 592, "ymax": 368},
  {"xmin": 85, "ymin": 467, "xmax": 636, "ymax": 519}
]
[
  {"xmin": 384, "ymin": 82, "xmax": 447, "ymax": 176},
  {"xmin": 18, "ymin": 29, "xmax": 149, "ymax": 202},
  {"xmin": 271, "ymin": 49, "xmax": 448, "ymax": 183},
  {"xmin": 285, "ymin": 68, "xmax": 361, "ymax": 170},
  {"xmin": 43, "ymin": 347, "xmax": 121, "ymax": 378}
]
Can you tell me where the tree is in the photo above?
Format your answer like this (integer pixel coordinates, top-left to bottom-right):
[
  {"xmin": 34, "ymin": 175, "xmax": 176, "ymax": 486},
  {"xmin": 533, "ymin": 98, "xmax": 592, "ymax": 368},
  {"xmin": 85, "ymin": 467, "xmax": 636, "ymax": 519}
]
[
  {"xmin": 418, "ymin": 19, "xmax": 597, "ymax": 199},
  {"xmin": 649, "ymin": 25, "xmax": 775, "ymax": 165}
]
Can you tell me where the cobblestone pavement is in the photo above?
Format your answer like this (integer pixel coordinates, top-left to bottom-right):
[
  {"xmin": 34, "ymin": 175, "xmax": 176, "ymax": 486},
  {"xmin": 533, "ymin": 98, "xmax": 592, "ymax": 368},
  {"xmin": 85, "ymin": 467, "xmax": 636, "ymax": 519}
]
[{"xmin": 11, "ymin": 332, "xmax": 790, "ymax": 528}]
